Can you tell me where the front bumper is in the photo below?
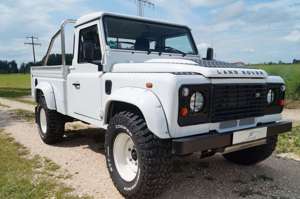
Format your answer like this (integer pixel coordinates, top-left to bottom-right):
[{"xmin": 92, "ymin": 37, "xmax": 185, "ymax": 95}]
[{"xmin": 172, "ymin": 121, "xmax": 292, "ymax": 155}]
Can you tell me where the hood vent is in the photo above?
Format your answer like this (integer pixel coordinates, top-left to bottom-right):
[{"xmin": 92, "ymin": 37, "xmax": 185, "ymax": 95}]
[
  {"xmin": 146, "ymin": 58, "xmax": 248, "ymax": 69},
  {"xmin": 193, "ymin": 59, "xmax": 243, "ymax": 68},
  {"xmin": 145, "ymin": 59, "xmax": 198, "ymax": 65}
]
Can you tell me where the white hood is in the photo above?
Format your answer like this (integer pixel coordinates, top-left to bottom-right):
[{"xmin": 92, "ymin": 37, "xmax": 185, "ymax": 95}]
[{"xmin": 111, "ymin": 59, "xmax": 267, "ymax": 79}]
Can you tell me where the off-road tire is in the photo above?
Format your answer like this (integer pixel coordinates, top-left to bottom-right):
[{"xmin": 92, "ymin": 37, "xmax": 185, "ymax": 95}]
[
  {"xmin": 36, "ymin": 96, "xmax": 65, "ymax": 144},
  {"xmin": 223, "ymin": 136, "xmax": 277, "ymax": 165},
  {"xmin": 105, "ymin": 111, "xmax": 172, "ymax": 199}
]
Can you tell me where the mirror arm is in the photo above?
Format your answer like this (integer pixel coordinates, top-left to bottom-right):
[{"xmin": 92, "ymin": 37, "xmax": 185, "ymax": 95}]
[{"xmin": 98, "ymin": 64, "xmax": 103, "ymax": 71}]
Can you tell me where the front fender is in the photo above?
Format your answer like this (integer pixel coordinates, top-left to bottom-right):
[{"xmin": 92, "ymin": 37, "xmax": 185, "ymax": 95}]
[
  {"xmin": 105, "ymin": 87, "xmax": 170, "ymax": 139},
  {"xmin": 34, "ymin": 82, "xmax": 56, "ymax": 110}
]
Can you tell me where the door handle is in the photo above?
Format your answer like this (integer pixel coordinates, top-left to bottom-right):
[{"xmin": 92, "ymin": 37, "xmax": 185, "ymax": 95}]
[{"xmin": 72, "ymin": 82, "xmax": 80, "ymax": 89}]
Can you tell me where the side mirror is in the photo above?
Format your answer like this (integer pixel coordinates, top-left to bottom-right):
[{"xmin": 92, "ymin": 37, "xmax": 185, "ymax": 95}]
[
  {"xmin": 83, "ymin": 41, "xmax": 94, "ymax": 62},
  {"xmin": 206, "ymin": 48, "xmax": 214, "ymax": 60}
]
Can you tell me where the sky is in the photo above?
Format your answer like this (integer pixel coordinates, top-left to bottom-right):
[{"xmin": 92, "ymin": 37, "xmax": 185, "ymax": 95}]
[{"xmin": 0, "ymin": 0, "xmax": 299, "ymax": 64}]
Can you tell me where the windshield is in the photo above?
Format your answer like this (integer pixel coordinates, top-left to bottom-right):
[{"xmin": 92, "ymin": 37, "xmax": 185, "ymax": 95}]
[{"xmin": 103, "ymin": 16, "xmax": 198, "ymax": 55}]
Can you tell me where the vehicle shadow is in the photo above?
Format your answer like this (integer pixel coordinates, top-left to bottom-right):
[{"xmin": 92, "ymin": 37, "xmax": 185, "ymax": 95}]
[
  {"xmin": 55, "ymin": 126, "xmax": 300, "ymax": 199},
  {"xmin": 159, "ymin": 154, "xmax": 300, "ymax": 199},
  {"xmin": 55, "ymin": 126, "xmax": 106, "ymax": 155}
]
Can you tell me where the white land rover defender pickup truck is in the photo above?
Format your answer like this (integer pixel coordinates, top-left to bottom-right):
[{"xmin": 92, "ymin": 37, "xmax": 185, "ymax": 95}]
[{"xmin": 31, "ymin": 12, "xmax": 292, "ymax": 198}]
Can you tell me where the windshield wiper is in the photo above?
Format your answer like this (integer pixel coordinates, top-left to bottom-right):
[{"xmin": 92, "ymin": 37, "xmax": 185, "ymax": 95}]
[{"xmin": 163, "ymin": 46, "xmax": 186, "ymax": 57}]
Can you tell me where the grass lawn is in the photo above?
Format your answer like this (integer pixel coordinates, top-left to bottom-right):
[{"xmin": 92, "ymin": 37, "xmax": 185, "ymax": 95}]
[
  {"xmin": 0, "ymin": 74, "xmax": 34, "ymax": 104},
  {"xmin": 9, "ymin": 109, "xmax": 35, "ymax": 122},
  {"xmin": 0, "ymin": 74, "xmax": 30, "ymax": 88},
  {"xmin": 0, "ymin": 129, "xmax": 90, "ymax": 199},
  {"xmin": 277, "ymin": 125, "xmax": 300, "ymax": 156}
]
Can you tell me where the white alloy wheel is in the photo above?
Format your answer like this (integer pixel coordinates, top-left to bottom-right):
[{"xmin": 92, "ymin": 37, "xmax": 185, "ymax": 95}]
[
  {"xmin": 39, "ymin": 108, "xmax": 47, "ymax": 134},
  {"xmin": 113, "ymin": 132, "xmax": 138, "ymax": 182}
]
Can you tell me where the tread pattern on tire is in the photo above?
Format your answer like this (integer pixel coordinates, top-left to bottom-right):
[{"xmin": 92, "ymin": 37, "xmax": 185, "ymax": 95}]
[
  {"xmin": 106, "ymin": 111, "xmax": 172, "ymax": 199},
  {"xmin": 223, "ymin": 136, "xmax": 277, "ymax": 165},
  {"xmin": 37, "ymin": 96, "xmax": 65, "ymax": 144}
]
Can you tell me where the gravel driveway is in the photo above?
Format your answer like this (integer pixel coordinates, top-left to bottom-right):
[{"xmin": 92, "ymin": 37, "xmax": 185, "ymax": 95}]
[{"xmin": 0, "ymin": 98, "xmax": 300, "ymax": 199}]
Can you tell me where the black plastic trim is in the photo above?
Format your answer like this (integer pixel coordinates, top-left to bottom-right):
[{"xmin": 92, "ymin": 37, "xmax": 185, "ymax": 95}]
[
  {"xmin": 178, "ymin": 83, "xmax": 272, "ymax": 126},
  {"xmin": 265, "ymin": 83, "xmax": 285, "ymax": 115},
  {"xmin": 105, "ymin": 80, "xmax": 112, "ymax": 95},
  {"xmin": 172, "ymin": 121, "xmax": 292, "ymax": 155},
  {"xmin": 34, "ymin": 106, "xmax": 38, "ymax": 123},
  {"xmin": 178, "ymin": 84, "xmax": 211, "ymax": 126},
  {"xmin": 210, "ymin": 83, "xmax": 267, "ymax": 122}
]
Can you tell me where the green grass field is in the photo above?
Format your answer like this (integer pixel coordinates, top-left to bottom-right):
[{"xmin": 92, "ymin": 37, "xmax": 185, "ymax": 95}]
[
  {"xmin": 0, "ymin": 74, "xmax": 33, "ymax": 104},
  {"xmin": 253, "ymin": 64, "xmax": 300, "ymax": 100},
  {"xmin": 0, "ymin": 74, "xmax": 31, "ymax": 89},
  {"xmin": 0, "ymin": 129, "xmax": 90, "ymax": 199},
  {"xmin": 277, "ymin": 125, "xmax": 300, "ymax": 156}
]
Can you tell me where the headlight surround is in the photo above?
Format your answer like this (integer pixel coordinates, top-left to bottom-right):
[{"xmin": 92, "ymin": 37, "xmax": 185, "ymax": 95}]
[
  {"xmin": 265, "ymin": 84, "xmax": 285, "ymax": 115},
  {"xmin": 190, "ymin": 92, "xmax": 204, "ymax": 112},
  {"xmin": 267, "ymin": 89, "xmax": 275, "ymax": 104},
  {"xmin": 178, "ymin": 84, "xmax": 211, "ymax": 126}
]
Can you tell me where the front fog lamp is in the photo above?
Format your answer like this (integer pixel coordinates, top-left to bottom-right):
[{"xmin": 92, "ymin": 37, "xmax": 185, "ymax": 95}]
[
  {"xmin": 190, "ymin": 92, "xmax": 204, "ymax": 112},
  {"xmin": 267, "ymin": 89, "xmax": 275, "ymax": 104}
]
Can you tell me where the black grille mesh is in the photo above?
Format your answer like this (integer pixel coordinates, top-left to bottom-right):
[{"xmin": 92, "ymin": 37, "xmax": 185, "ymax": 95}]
[{"xmin": 211, "ymin": 84, "xmax": 267, "ymax": 122}]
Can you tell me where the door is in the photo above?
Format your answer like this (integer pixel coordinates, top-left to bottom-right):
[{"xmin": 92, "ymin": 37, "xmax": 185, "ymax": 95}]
[{"xmin": 67, "ymin": 22, "xmax": 103, "ymax": 124}]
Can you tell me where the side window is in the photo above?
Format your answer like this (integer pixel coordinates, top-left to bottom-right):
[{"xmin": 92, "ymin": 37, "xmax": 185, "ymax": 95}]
[{"xmin": 78, "ymin": 25, "xmax": 101, "ymax": 63}]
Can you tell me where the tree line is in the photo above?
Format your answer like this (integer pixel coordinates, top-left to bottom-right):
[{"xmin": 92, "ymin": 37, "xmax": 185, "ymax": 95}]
[
  {"xmin": 0, "ymin": 60, "xmax": 19, "ymax": 73},
  {"xmin": 0, "ymin": 54, "xmax": 73, "ymax": 74}
]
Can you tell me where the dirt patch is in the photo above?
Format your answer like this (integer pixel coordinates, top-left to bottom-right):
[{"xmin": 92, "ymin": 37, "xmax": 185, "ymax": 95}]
[{"xmin": 282, "ymin": 108, "xmax": 300, "ymax": 124}]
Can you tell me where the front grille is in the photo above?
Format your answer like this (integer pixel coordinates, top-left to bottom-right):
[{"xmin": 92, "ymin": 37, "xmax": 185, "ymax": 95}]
[{"xmin": 211, "ymin": 84, "xmax": 267, "ymax": 122}]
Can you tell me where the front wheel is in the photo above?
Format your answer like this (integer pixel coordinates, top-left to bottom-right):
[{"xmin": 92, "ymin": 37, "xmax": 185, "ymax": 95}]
[
  {"xmin": 223, "ymin": 136, "xmax": 278, "ymax": 165},
  {"xmin": 105, "ymin": 111, "xmax": 172, "ymax": 199}
]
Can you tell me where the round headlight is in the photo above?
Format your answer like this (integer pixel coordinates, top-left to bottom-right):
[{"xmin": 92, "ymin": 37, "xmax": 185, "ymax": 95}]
[
  {"xmin": 267, "ymin": 89, "xmax": 275, "ymax": 104},
  {"xmin": 190, "ymin": 92, "xmax": 204, "ymax": 112}
]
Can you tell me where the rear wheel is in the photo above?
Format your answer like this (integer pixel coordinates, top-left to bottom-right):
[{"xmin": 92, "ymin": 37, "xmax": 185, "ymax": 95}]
[
  {"xmin": 105, "ymin": 111, "xmax": 172, "ymax": 199},
  {"xmin": 223, "ymin": 136, "xmax": 277, "ymax": 165},
  {"xmin": 36, "ymin": 96, "xmax": 65, "ymax": 144}
]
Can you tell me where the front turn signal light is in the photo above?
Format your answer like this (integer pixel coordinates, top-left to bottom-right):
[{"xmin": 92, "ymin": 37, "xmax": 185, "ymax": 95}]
[
  {"xmin": 179, "ymin": 107, "xmax": 189, "ymax": 117},
  {"xmin": 146, "ymin": 82, "xmax": 153, "ymax": 88},
  {"xmin": 277, "ymin": 99, "xmax": 285, "ymax": 107}
]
